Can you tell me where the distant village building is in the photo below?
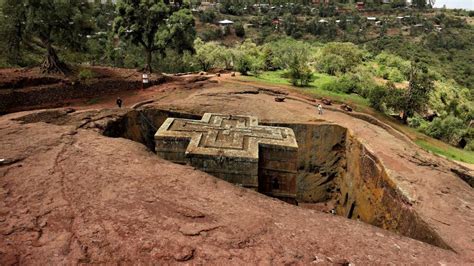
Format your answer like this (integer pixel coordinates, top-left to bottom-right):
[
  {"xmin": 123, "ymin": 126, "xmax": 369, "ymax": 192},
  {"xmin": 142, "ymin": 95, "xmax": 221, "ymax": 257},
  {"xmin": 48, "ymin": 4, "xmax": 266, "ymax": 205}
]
[
  {"xmin": 356, "ymin": 2, "xmax": 365, "ymax": 10},
  {"xmin": 272, "ymin": 18, "xmax": 282, "ymax": 30},
  {"xmin": 367, "ymin": 16, "xmax": 377, "ymax": 22},
  {"xmin": 312, "ymin": 0, "xmax": 331, "ymax": 4},
  {"xmin": 218, "ymin": 19, "xmax": 234, "ymax": 33}
]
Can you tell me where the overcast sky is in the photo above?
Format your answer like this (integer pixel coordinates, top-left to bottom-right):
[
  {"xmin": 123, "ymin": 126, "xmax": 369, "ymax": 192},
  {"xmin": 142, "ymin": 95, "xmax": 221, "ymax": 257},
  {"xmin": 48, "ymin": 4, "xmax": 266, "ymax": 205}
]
[{"xmin": 433, "ymin": 0, "xmax": 474, "ymax": 10}]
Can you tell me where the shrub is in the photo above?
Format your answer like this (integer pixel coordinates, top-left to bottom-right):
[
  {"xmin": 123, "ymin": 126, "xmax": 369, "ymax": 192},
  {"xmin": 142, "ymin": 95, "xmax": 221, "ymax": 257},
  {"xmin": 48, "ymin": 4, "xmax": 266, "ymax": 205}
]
[
  {"xmin": 318, "ymin": 54, "xmax": 346, "ymax": 75},
  {"xmin": 388, "ymin": 68, "xmax": 404, "ymax": 82},
  {"xmin": 316, "ymin": 42, "xmax": 364, "ymax": 75},
  {"xmin": 235, "ymin": 23, "xmax": 245, "ymax": 38},
  {"xmin": 78, "ymin": 69, "xmax": 96, "ymax": 80},
  {"xmin": 287, "ymin": 66, "xmax": 314, "ymax": 87},
  {"xmin": 199, "ymin": 27, "xmax": 223, "ymax": 42},
  {"xmin": 235, "ymin": 55, "xmax": 263, "ymax": 76},
  {"xmin": 233, "ymin": 40, "xmax": 264, "ymax": 76},
  {"xmin": 321, "ymin": 75, "xmax": 359, "ymax": 94},
  {"xmin": 465, "ymin": 141, "xmax": 474, "ymax": 151},
  {"xmin": 368, "ymin": 85, "xmax": 389, "ymax": 111},
  {"xmin": 375, "ymin": 52, "xmax": 410, "ymax": 79},
  {"xmin": 199, "ymin": 10, "xmax": 216, "ymax": 24},
  {"xmin": 194, "ymin": 38, "xmax": 220, "ymax": 71},
  {"xmin": 422, "ymin": 116, "xmax": 467, "ymax": 146},
  {"xmin": 407, "ymin": 114, "xmax": 429, "ymax": 128}
]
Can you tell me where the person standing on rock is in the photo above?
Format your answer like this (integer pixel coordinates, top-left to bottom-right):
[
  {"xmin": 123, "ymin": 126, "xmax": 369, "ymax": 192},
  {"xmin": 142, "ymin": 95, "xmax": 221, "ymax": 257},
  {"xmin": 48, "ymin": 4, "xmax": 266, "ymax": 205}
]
[
  {"xmin": 318, "ymin": 104, "xmax": 323, "ymax": 115},
  {"xmin": 116, "ymin": 97, "xmax": 123, "ymax": 108}
]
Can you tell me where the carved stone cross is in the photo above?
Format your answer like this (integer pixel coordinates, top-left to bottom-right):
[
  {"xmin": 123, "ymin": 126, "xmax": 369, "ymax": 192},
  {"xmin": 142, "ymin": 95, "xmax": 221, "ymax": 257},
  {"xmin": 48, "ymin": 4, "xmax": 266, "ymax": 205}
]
[{"xmin": 155, "ymin": 113, "xmax": 299, "ymax": 203}]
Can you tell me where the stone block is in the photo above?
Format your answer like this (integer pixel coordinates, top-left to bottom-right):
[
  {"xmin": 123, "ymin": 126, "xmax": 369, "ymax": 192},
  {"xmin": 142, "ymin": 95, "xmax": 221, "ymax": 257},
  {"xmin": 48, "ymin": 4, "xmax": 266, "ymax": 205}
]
[{"xmin": 154, "ymin": 113, "xmax": 298, "ymax": 202}]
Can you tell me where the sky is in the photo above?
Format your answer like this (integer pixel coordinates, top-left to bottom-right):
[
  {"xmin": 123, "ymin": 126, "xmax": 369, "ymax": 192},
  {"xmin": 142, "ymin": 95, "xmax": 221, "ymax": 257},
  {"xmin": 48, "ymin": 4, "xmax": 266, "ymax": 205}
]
[{"xmin": 433, "ymin": 0, "xmax": 474, "ymax": 10}]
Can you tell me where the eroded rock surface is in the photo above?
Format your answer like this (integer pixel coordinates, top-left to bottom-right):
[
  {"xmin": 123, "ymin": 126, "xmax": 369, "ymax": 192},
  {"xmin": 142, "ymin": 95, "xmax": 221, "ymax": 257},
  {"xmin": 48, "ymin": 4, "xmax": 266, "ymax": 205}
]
[
  {"xmin": 1, "ymin": 75, "xmax": 473, "ymax": 263},
  {"xmin": 0, "ymin": 110, "xmax": 470, "ymax": 264}
]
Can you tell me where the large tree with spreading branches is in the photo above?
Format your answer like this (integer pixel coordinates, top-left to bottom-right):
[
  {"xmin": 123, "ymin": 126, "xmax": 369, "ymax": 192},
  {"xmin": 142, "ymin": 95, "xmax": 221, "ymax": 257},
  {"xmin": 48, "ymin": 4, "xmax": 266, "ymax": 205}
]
[
  {"xmin": 113, "ymin": 0, "xmax": 195, "ymax": 73},
  {"xmin": 2, "ymin": 0, "xmax": 94, "ymax": 74},
  {"xmin": 387, "ymin": 61, "xmax": 434, "ymax": 123}
]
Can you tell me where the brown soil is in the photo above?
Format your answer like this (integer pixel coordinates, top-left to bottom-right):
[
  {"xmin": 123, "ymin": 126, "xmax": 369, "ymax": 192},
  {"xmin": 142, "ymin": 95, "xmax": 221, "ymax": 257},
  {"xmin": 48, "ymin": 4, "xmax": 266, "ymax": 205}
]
[
  {"xmin": 0, "ymin": 69, "xmax": 473, "ymax": 264},
  {"xmin": 0, "ymin": 67, "xmax": 180, "ymax": 114}
]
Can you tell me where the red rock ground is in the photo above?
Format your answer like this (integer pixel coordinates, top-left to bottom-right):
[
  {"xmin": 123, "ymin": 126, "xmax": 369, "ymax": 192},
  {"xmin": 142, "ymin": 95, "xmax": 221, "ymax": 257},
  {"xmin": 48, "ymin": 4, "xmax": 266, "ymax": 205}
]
[{"xmin": 0, "ymin": 70, "xmax": 473, "ymax": 264}]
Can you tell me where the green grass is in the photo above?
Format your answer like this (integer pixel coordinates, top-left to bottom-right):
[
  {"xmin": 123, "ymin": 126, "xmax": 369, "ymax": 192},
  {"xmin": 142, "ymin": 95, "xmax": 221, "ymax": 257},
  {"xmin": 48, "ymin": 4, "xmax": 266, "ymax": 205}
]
[
  {"xmin": 415, "ymin": 139, "xmax": 474, "ymax": 164},
  {"xmin": 85, "ymin": 97, "xmax": 102, "ymax": 105},
  {"xmin": 242, "ymin": 70, "xmax": 369, "ymax": 108}
]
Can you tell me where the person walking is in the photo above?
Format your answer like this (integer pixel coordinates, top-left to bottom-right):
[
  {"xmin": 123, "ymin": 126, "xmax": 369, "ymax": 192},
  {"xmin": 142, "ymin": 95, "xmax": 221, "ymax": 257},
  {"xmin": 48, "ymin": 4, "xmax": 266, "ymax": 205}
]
[
  {"xmin": 318, "ymin": 104, "xmax": 323, "ymax": 115},
  {"xmin": 116, "ymin": 97, "xmax": 123, "ymax": 108}
]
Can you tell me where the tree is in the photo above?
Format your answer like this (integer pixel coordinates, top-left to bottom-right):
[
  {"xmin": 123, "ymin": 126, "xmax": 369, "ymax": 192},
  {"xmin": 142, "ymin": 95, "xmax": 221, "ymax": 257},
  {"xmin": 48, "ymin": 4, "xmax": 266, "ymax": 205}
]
[
  {"xmin": 233, "ymin": 40, "xmax": 263, "ymax": 76},
  {"xmin": 114, "ymin": 0, "xmax": 195, "ymax": 73},
  {"xmin": 235, "ymin": 22, "xmax": 245, "ymax": 38},
  {"xmin": 3, "ymin": 0, "xmax": 94, "ymax": 74},
  {"xmin": 162, "ymin": 9, "xmax": 196, "ymax": 54},
  {"xmin": 316, "ymin": 42, "xmax": 364, "ymax": 75},
  {"xmin": 387, "ymin": 62, "xmax": 434, "ymax": 123},
  {"xmin": 279, "ymin": 41, "xmax": 314, "ymax": 86},
  {"xmin": 423, "ymin": 115, "xmax": 467, "ymax": 146},
  {"xmin": 194, "ymin": 38, "xmax": 218, "ymax": 71},
  {"xmin": 412, "ymin": 0, "xmax": 427, "ymax": 9},
  {"xmin": 0, "ymin": 0, "xmax": 26, "ymax": 65},
  {"xmin": 198, "ymin": 9, "xmax": 216, "ymax": 23}
]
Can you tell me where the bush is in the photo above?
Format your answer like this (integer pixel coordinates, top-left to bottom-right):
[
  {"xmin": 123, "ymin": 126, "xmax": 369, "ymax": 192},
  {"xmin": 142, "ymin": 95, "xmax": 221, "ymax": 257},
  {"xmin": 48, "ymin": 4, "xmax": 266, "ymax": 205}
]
[
  {"xmin": 318, "ymin": 53, "xmax": 346, "ymax": 75},
  {"xmin": 321, "ymin": 75, "xmax": 359, "ymax": 94},
  {"xmin": 78, "ymin": 69, "xmax": 96, "ymax": 80},
  {"xmin": 235, "ymin": 23, "xmax": 245, "ymax": 38},
  {"xmin": 375, "ymin": 52, "xmax": 410, "ymax": 79},
  {"xmin": 316, "ymin": 42, "xmax": 365, "ymax": 75},
  {"xmin": 465, "ymin": 141, "xmax": 474, "ymax": 151},
  {"xmin": 199, "ymin": 27, "xmax": 223, "ymax": 42},
  {"xmin": 380, "ymin": 68, "xmax": 400, "ymax": 82},
  {"xmin": 234, "ymin": 40, "xmax": 264, "ymax": 76},
  {"xmin": 388, "ymin": 68, "xmax": 405, "ymax": 82},
  {"xmin": 408, "ymin": 114, "xmax": 428, "ymax": 128},
  {"xmin": 194, "ymin": 38, "xmax": 220, "ymax": 71},
  {"xmin": 287, "ymin": 66, "xmax": 314, "ymax": 87},
  {"xmin": 422, "ymin": 116, "xmax": 467, "ymax": 146},
  {"xmin": 199, "ymin": 10, "xmax": 216, "ymax": 23},
  {"xmin": 368, "ymin": 85, "xmax": 389, "ymax": 111},
  {"xmin": 235, "ymin": 55, "xmax": 263, "ymax": 76}
]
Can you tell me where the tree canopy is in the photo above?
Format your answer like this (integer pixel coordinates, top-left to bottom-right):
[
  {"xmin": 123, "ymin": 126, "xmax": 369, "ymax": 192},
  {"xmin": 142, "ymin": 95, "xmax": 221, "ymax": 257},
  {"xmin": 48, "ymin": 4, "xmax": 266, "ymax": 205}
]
[
  {"xmin": 1, "ymin": 0, "xmax": 93, "ymax": 73},
  {"xmin": 114, "ymin": 0, "xmax": 195, "ymax": 73}
]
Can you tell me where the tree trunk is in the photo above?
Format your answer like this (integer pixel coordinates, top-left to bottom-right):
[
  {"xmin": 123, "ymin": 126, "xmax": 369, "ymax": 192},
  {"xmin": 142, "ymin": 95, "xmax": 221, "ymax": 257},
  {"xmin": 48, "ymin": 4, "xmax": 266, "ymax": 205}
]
[
  {"xmin": 401, "ymin": 111, "xmax": 408, "ymax": 124},
  {"xmin": 144, "ymin": 49, "xmax": 153, "ymax": 73},
  {"xmin": 41, "ymin": 42, "xmax": 68, "ymax": 75}
]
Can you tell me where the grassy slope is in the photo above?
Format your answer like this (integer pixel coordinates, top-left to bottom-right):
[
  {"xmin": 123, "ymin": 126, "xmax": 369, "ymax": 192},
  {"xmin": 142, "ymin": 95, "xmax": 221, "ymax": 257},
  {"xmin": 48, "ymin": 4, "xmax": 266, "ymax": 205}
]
[
  {"xmin": 244, "ymin": 70, "xmax": 370, "ymax": 107},
  {"xmin": 240, "ymin": 71, "xmax": 474, "ymax": 164}
]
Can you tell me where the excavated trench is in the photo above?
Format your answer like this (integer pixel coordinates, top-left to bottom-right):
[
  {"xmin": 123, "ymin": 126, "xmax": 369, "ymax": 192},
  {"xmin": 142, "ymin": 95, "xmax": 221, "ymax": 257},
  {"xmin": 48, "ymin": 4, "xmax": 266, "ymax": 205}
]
[{"xmin": 103, "ymin": 108, "xmax": 452, "ymax": 251}]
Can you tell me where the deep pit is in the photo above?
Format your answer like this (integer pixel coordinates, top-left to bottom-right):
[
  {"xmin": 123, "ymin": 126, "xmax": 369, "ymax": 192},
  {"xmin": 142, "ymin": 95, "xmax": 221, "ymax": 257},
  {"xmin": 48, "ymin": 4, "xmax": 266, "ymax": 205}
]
[{"xmin": 103, "ymin": 108, "xmax": 452, "ymax": 251}]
